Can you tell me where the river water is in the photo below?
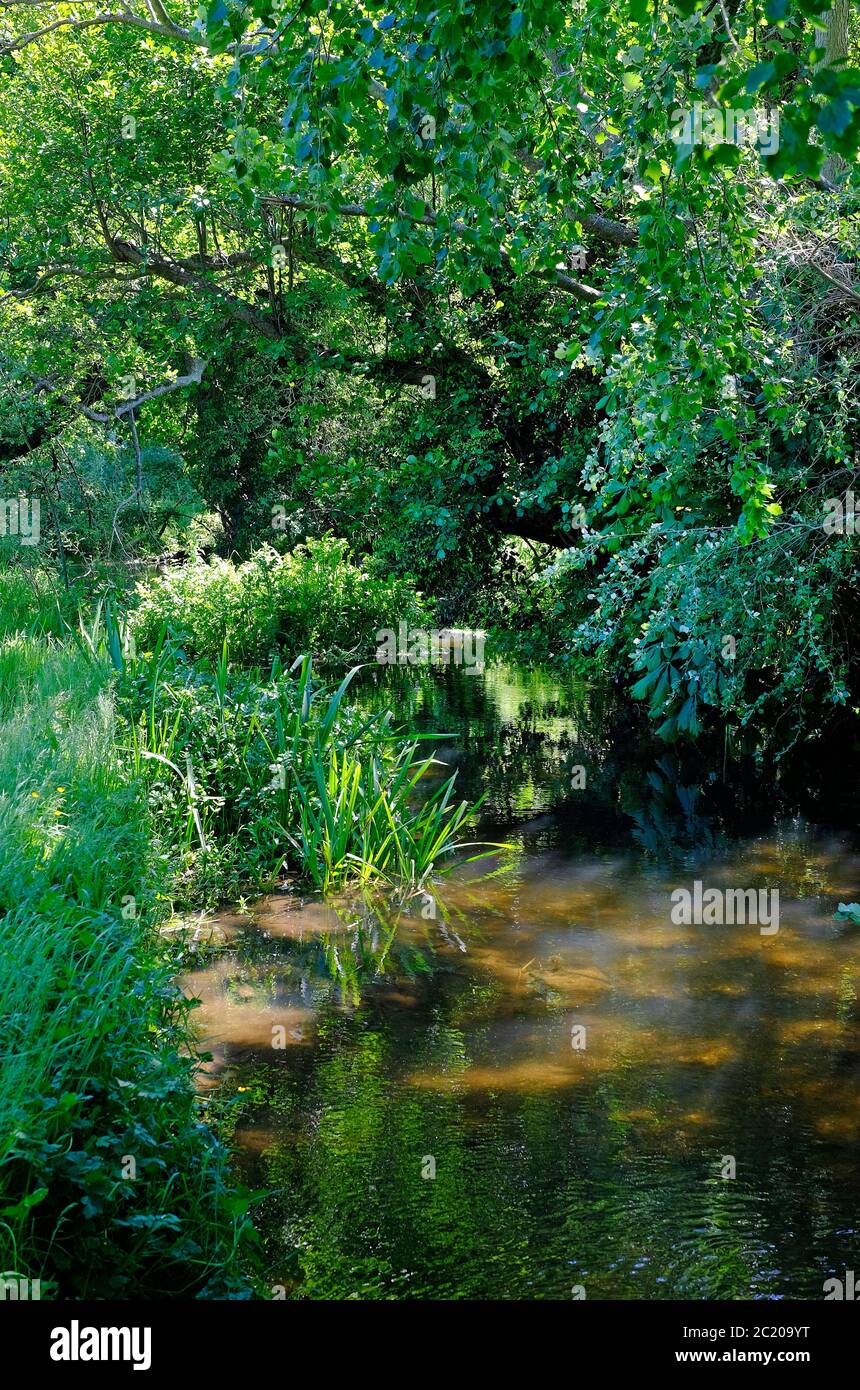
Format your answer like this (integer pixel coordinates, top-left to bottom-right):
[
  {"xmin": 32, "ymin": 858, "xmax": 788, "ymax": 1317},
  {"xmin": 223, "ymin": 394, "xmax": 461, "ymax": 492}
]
[{"xmin": 180, "ymin": 663, "xmax": 860, "ymax": 1299}]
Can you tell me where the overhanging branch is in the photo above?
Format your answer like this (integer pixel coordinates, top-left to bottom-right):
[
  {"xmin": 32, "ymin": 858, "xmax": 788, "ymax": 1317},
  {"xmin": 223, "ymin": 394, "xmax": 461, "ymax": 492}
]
[{"xmin": 262, "ymin": 194, "xmax": 605, "ymax": 302}]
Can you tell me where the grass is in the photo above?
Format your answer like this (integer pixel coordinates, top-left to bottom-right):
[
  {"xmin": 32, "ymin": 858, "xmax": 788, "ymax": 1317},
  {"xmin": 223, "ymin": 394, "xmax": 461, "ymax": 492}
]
[
  {"xmin": 0, "ymin": 566, "xmax": 83, "ymax": 641},
  {"xmin": 116, "ymin": 636, "xmax": 491, "ymax": 904},
  {"xmin": 0, "ymin": 624, "xmax": 255, "ymax": 1298}
]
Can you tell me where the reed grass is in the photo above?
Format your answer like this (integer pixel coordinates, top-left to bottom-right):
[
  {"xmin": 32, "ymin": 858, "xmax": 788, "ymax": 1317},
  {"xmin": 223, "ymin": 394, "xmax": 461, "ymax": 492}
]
[{"xmin": 119, "ymin": 640, "xmax": 492, "ymax": 902}]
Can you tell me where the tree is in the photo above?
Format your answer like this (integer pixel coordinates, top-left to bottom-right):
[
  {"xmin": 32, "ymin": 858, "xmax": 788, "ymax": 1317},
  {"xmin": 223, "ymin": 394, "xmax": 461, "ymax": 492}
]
[{"xmin": 0, "ymin": 2, "xmax": 858, "ymax": 746}]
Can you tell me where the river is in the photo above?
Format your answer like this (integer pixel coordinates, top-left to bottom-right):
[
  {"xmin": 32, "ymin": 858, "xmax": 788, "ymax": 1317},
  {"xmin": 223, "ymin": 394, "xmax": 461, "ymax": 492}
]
[{"xmin": 180, "ymin": 662, "xmax": 860, "ymax": 1299}]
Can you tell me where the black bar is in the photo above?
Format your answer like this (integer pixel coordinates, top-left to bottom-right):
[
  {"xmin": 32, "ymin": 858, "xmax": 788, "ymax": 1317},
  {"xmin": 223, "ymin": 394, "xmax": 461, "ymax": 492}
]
[{"xmin": 6, "ymin": 1297, "xmax": 856, "ymax": 1376}]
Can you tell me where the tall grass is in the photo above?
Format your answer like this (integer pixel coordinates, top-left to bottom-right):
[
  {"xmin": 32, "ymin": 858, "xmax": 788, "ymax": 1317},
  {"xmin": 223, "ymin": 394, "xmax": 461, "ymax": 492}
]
[
  {"xmin": 0, "ymin": 631, "xmax": 254, "ymax": 1297},
  {"xmin": 0, "ymin": 567, "xmax": 82, "ymax": 641},
  {"xmin": 290, "ymin": 742, "xmax": 481, "ymax": 894}
]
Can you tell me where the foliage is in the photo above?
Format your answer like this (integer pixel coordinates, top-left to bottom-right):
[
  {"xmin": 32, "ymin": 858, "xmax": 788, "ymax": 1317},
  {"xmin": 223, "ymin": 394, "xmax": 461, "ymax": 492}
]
[
  {"xmin": 509, "ymin": 500, "xmax": 857, "ymax": 752},
  {"xmin": 131, "ymin": 536, "xmax": 427, "ymax": 665},
  {"xmin": 1, "ymin": 1, "xmax": 858, "ymax": 747},
  {"xmin": 117, "ymin": 638, "xmax": 485, "ymax": 904},
  {"xmin": 0, "ymin": 630, "xmax": 254, "ymax": 1297}
]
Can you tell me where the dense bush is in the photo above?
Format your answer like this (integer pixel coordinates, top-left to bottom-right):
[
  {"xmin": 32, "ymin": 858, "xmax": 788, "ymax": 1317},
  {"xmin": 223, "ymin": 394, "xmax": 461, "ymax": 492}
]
[{"xmin": 131, "ymin": 536, "xmax": 428, "ymax": 666}]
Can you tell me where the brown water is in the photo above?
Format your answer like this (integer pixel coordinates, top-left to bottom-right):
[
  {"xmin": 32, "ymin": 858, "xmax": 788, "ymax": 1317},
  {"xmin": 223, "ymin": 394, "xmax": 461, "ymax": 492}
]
[{"xmin": 181, "ymin": 664, "xmax": 860, "ymax": 1299}]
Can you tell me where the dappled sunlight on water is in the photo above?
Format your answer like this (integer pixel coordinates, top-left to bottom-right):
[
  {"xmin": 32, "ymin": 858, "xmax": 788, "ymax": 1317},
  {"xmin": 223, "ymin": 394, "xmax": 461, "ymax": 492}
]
[{"xmin": 181, "ymin": 664, "xmax": 860, "ymax": 1300}]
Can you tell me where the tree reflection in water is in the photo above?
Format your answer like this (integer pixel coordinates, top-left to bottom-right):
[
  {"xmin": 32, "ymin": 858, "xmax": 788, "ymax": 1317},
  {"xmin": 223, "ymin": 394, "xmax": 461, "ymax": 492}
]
[{"xmin": 182, "ymin": 664, "xmax": 860, "ymax": 1300}]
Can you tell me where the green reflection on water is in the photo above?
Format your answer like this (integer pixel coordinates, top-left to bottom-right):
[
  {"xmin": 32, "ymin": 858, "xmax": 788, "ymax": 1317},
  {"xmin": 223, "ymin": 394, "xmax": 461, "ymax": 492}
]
[{"xmin": 183, "ymin": 662, "xmax": 860, "ymax": 1300}]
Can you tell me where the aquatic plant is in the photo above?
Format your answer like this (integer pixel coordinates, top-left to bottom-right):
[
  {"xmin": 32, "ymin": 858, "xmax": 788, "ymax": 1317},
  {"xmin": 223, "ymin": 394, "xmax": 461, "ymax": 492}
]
[{"xmin": 118, "ymin": 640, "xmax": 490, "ymax": 903}]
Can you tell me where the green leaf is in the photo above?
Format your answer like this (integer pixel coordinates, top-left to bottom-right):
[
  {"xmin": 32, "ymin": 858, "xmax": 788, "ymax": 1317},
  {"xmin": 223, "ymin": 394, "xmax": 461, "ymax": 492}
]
[
  {"xmin": 1, "ymin": 1187, "xmax": 49, "ymax": 1220},
  {"xmin": 745, "ymin": 61, "xmax": 776, "ymax": 94}
]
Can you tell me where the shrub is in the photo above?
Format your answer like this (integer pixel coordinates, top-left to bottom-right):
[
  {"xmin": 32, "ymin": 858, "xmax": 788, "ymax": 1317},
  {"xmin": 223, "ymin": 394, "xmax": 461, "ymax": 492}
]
[{"xmin": 131, "ymin": 536, "xmax": 427, "ymax": 666}]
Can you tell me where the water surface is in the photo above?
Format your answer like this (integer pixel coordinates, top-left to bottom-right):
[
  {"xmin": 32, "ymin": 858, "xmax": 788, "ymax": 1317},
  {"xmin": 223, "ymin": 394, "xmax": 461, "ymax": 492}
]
[{"xmin": 182, "ymin": 664, "xmax": 860, "ymax": 1299}]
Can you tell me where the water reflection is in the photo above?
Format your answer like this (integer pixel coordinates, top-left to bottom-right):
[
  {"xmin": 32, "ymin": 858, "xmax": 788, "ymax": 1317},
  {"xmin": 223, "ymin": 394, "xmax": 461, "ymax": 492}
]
[{"xmin": 181, "ymin": 663, "xmax": 860, "ymax": 1299}]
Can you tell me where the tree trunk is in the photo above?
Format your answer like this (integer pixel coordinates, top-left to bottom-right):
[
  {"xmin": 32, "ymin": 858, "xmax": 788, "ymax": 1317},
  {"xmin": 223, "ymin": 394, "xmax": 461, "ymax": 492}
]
[
  {"xmin": 815, "ymin": 0, "xmax": 850, "ymax": 65},
  {"xmin": 815, "ymin": 1, "xmax": 851, "ymax": 182}
]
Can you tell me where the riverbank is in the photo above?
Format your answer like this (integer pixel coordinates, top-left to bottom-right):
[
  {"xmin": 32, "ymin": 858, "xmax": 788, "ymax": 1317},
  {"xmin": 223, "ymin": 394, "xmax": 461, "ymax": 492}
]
[{"xmin": 0, "ymin": 617, "xmax": 255, "ymax": 1297}]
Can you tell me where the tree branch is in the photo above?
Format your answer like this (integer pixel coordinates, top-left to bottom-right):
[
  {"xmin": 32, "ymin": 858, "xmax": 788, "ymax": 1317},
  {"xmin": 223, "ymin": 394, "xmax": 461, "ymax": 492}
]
[
  {"xmin": 75, "ymin": 357, "xmax": 209, "ymax": 422},
  {"xmin": 0, "ymin": 263, "xmax": 138, "ymax": 305},
  {"xmin": 0, "ymin": 4, "xmax": 271, "ymax": 55},
  {"xmin": 0, "ymin": 10, "xmax": 203, "ymax": 54},
  {"xmin": 262, "ymin": 194, "xmax": 606, "ymax": 301}
]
